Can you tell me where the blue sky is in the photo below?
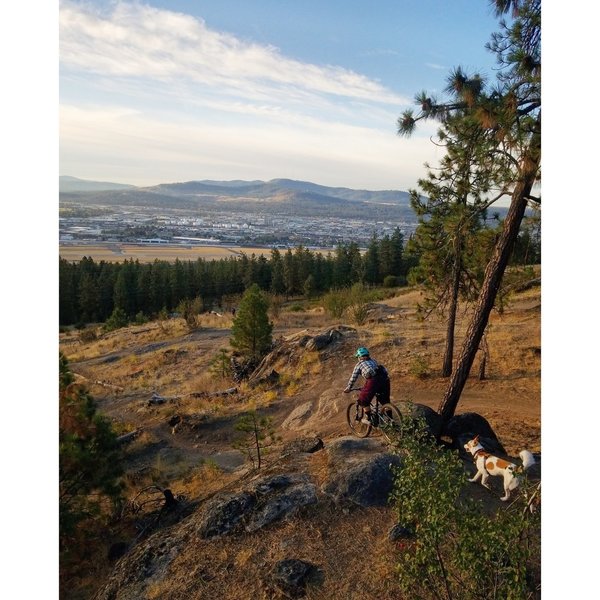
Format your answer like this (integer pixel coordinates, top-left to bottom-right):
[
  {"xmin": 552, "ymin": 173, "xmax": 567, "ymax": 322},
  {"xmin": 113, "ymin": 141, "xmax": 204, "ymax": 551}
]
[{"xmin": 59, "ymin": 0, "xmax": 502, "ymax": 191}]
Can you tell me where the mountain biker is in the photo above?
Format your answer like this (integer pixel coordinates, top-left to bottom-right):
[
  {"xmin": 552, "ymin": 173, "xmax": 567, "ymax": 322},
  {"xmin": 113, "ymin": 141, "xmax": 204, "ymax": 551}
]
[{"xmin": 343, "ymin": 347, "xmax": 390, "ymax": 424}]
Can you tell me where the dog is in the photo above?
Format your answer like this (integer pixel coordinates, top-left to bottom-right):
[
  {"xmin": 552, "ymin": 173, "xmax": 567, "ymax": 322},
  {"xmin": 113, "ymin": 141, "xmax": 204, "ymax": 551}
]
[{"xmin": 463, "ymin": 435, "xmax": 535, "ymax": 501}]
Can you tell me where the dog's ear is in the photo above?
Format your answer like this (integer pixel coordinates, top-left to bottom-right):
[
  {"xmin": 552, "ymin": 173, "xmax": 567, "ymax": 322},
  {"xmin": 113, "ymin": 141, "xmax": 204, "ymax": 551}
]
[{"xmin": 473, "ymin": 435, "xmax": 479, "ymax": 442}]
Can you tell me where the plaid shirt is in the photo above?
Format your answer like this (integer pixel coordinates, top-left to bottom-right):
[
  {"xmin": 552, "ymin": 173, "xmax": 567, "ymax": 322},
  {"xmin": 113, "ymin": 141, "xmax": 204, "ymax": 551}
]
[{"xmin": 346, "ymin": 358, "xmax": 384, "ymax": 389}]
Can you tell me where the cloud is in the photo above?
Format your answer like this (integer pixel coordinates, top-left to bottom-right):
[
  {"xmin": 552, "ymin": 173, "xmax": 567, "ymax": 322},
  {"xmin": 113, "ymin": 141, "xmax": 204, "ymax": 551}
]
[
  {"xmin": 60, "ymin": 1, "xmax": 409, "ymax": 106},
  {"xmin": 425, "ymin": 62, "xmax": 447, "ymax": 71}
]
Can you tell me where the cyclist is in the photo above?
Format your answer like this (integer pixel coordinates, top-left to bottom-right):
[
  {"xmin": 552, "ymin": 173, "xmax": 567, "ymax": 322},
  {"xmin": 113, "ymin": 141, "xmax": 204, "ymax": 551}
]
[{"xmin": 343, "ymin": 347, "xmax": 390, "ymax": 424}]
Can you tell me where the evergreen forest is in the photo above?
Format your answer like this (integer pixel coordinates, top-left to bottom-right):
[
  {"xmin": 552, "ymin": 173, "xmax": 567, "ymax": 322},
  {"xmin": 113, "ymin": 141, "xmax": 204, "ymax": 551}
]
[{"xmin": 60, "ymin": 219, "xmax": 540, "ymax": 327}]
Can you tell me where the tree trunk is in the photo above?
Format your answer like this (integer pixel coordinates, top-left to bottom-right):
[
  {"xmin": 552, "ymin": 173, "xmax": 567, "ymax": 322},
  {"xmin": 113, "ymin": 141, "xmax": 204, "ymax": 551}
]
[
  {"xmin": 478, "ymin": 331, "xmax": 489, "ymax": 381},
  {"xmin": 442, "ymin": 235, "xmax": 462, "ymax": 377},
  {"xmin": 438, "ymin": 147, "xmax": 539, "ymax": 424}
]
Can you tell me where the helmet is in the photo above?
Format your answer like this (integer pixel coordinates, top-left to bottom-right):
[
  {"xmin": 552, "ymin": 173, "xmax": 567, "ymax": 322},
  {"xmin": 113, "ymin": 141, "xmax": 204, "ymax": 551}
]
[{"xmin": 355, "ymin": 347, "xmax": 370, "ymax": 358}]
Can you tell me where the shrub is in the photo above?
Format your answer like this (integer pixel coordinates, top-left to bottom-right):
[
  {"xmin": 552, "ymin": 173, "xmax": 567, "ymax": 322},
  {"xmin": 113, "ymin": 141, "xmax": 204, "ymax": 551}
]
[
  {"xmin": 134, "ymin": 311, "xmax": 149, "ymax": 325},
  {"xmin": 177, "ymin": 296, "xmax": 203, "ymax": 331},
  {"xmin": 348, "ymin": 282, "xmax": 370, "ymax": 325},
  {"xmin": 103, "ymin": 307, "xmax": 129, "ymax": 332},
  {"xmin": 383, "ymin": 275, "xmax": 400, "ymax": 288},
  {"xmin": 287, "ymin": 303, "xmax": 305, "ymax": 312},
  {"xmin": 409, "ymin": 355, "xmax": 429, "ymax": 379},
  {"xmin": 389, "ymin": 413, "xmax": 540, "ymax": 599},
  {"xmin": 322, "ymin": 289, "xmax": 349, "ymax": 319},
  {"xmin": 79, "ymin": 327, "xmax": 98, "ymax": 343}
]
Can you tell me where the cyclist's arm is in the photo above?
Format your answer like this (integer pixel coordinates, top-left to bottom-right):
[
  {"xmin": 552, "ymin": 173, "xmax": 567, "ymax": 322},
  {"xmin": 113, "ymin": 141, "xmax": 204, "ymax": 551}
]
[{"xmin": 344, "ymin": 363, "xmax": 361, "ymax": 391}]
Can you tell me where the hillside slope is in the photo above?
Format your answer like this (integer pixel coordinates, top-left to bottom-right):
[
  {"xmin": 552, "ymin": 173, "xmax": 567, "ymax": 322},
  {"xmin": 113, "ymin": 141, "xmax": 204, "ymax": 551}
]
[{"xmin": 59, "ymin": 284, "xmax": 541, "ymax": 599}]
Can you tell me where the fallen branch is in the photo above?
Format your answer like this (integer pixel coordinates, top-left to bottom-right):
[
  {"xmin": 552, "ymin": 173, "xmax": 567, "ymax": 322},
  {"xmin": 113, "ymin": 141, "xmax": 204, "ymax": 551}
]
[
  {"xmin": 116, "ymin": 428, "xmax": 143, "ymax": 445},
  {"xmin": 189, "ymin": 387, "xmax": 238, "ymax": 399},
  {"xmin": 72, "ymin": 372, "xmax": 124, "ymax": 392}
]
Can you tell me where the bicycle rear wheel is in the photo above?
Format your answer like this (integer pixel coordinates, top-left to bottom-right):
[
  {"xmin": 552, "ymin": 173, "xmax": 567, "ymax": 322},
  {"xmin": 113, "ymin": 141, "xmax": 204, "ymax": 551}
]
[
  {"xmin": 378, "ymin": 403, "xmax": 402, "ymax": 441},
  {"xmin": 346, "ymin": 402, "xmax": 372, "ymax": 438}
]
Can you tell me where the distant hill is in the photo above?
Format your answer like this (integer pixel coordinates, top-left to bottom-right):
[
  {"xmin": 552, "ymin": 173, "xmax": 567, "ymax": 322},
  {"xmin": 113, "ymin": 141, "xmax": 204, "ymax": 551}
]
[
  {"xmin": 59, "ymin": 176, "xmax": 136, "ymax": 193},
  {"xmin": 60, "ymin": 177, "xmax": 415, "ymax": 220},
  {"xmin": 59, "ymin": 176, "xmax": 510, "ymax": 221}
]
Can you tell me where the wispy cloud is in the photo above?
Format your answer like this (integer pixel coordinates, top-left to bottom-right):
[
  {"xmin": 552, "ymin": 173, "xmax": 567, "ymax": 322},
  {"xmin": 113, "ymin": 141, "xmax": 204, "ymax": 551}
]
[
  {"xmin": 60, "ymin": 1, "xmax": 408, "ymax": 106},
  {"xmin": 425, "ymin": 62, "xmax": 447, "ymax": 70}
]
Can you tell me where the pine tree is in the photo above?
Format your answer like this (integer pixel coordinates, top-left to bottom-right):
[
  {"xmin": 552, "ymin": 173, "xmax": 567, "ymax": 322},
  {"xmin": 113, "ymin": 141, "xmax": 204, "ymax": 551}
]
[
  {"xmin": 230, "ymin": 283, "xmax": 273, "ymax": 361},
  {"xmin": 59, "ymin": 354, "xmax": 123, "ymax": 555},
  {"xmin": 397, "ymin": 0, "xmax": 540, "ymax": 422}
]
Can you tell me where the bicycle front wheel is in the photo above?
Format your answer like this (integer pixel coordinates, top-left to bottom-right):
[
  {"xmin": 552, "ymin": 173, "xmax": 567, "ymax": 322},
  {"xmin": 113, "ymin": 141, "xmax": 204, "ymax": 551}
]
[{"xmin": 346, "ymin": 402, "xmax": 372, "ymax": 438}]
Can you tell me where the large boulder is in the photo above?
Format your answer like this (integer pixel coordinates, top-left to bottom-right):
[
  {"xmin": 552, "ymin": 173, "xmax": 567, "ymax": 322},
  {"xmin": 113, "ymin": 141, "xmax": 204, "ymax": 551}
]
[
  {"xmin": 395, "ymin": 402, "xmax": 443, "ymax": 438},
  {"xmin": 442, "ymin": 412, "xmax": 506, "ymax": 455},
  {"xmin": 305, "ymin": 328, "xmax": 343, "ymax": 351},
  {"xmin": 321, "ymin": 437, "xmax": 402, "ymax": 507}
]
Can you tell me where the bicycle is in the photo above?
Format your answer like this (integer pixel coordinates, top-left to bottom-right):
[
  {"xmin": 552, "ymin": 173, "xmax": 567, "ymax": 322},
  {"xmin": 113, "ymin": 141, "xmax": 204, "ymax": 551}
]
[{"xmin": 346, "ymin": 387, "xmax": 403, "ymax": 442}]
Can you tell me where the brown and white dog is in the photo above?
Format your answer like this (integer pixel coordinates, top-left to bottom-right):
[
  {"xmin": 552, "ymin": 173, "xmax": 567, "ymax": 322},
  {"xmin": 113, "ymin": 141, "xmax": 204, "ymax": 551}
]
[{"xmin": 464, "ymin": 435, "xmax": 535, "ymax": 501}]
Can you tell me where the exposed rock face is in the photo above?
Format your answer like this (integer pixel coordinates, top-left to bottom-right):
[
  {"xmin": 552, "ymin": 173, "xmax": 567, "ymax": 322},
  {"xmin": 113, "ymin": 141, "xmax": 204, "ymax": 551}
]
[
  {"xmin": 270, "ymin": 559, "xmax": 320, "ymax": 599},
  {"xmin": 197, "ymin": 491, "xmax": 257, "ymax": 539},
  {"xmin": 197, "ymin": 474, "xmax": 318, "ymax": 539},
  {"xmin": 321, "ymin": 437, "xmax": 402, "ymax": 507},
  {"xmin": 305, "ymin": 328, "xmax": 343, "ymax": 351},
  {"xmin": 281, "ymin": 401, "xmax": 314, "ymax": 430},
  {"xmin": 281, "ymin": 436, "xmax": 324, "ymax": 455},
  {"xmin": 93, "ymin": 529, "xmax": 189, "ymax": 600}
]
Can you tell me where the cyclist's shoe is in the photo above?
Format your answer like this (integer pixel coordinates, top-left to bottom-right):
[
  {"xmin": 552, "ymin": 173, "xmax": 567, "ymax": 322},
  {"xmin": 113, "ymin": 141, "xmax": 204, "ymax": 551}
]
[{"xmin": 361, "ymin": 414, "xmax": 372, "ymax": 425}]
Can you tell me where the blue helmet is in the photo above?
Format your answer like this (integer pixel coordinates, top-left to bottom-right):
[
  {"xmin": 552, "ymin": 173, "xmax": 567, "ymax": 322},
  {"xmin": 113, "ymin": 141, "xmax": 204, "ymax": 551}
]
[{"xmin": 355, "ymin": 347, "xmax": 370, "ymax": 358}]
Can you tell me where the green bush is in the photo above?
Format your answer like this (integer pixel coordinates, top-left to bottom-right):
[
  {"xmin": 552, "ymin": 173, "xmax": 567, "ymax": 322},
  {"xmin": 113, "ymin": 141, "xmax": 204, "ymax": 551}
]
[
  {"xmin": 383, "ymin": 275, "xmax": 400, "ymax": 288},
  {"xmin": 409, "ymin": 354, "xmax": 429, "ymax": 379},
  {"xmin": 322, "ymin": 289, "xmax": 349, "ymax": 319},
  {"xmin": 389, "ymin": 413, "xmax": 540, "ymax": 599},
  {"xmin": 103, "ymin": 307, "xmax": 129, "ymax": 332},
  {"xmin": 134, "ymin": 311, "xmax": 149, "ymax": 325}
]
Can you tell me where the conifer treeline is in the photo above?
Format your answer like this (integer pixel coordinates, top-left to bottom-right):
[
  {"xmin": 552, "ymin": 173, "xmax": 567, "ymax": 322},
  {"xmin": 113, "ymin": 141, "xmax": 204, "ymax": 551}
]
[{"xmin": 60, "ymin": 229, "xmax": 411, "ymax": 326}]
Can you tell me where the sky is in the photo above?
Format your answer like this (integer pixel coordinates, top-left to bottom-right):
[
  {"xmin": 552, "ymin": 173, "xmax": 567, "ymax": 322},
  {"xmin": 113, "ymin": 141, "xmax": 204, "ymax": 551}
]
[{"xmin": 58, "ymin": 0, "xmax": 503, "ymax": 191}]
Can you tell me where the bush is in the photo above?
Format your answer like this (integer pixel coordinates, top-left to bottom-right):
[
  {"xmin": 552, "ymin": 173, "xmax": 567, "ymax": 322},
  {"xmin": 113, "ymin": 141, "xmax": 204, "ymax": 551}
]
[
  {"xmin": 79, "ymin": 327, "xmax": 98, "ymax": 343},
  {"xmin": 322, "ymin": 289, "xmax": 349, "ymax": 319},
  {"xmin": 177, "ymin": 297, "xmax": 203, "ymax": 330},
  {"xmin": 134, "ymin": 311, "xmax": 149, "ymax": 325},
  {"xmin": 348, "ymin": 282, "xmax": 370, "ymax": 325},
  {"xmin": 409, "ymin": 355, "xmax": 430, "ymax": 379},
  {"xmin": 389, "ymin": 413, "xmax": 540, "ymax": 599},
  {"xmin": 103, "ymin": 307, "xmax": 129, "ymax": 332},
  {"xmin": 383, "ymin": 275, "xmax": 400, "ymax": 288}
]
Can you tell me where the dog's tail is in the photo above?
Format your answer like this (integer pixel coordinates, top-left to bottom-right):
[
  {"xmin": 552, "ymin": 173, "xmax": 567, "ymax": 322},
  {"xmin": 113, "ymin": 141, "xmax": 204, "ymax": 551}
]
[{"xmin": 519, "ymin": 450, "xmax": 535, "ymax": 471}]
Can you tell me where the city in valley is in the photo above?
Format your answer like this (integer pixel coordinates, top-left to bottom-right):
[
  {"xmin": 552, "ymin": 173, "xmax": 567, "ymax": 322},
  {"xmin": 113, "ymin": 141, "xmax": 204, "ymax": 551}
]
[{"xmin": 59, "ymin": 178, "xmax": 421, "ymax": 261}]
